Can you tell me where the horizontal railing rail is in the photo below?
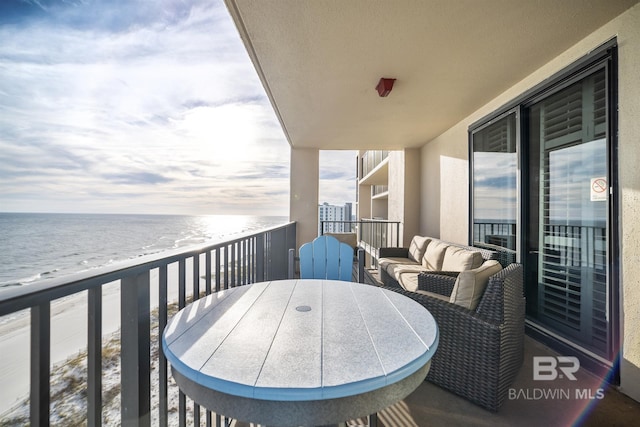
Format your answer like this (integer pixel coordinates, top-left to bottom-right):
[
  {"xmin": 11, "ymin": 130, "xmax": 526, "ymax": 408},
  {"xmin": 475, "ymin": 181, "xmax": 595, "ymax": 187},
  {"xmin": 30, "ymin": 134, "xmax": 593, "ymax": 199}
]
[{"xmin": 0, "ymin": 221, "xmax": 296, "ymax": 427}]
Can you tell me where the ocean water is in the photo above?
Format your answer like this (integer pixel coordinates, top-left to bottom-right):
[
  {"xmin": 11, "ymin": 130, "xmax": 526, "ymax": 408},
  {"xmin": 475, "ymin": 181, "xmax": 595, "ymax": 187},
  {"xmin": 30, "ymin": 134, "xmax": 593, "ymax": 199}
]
[{"xmin": 0, "ymin": 212, "xmax": 288, "ymax": 289}]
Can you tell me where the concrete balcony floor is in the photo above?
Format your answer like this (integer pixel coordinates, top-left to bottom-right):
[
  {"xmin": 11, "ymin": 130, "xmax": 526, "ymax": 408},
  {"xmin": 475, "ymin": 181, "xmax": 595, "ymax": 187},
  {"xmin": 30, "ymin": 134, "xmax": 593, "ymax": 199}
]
[
  {"xmin": 233, "ymin": 334, "xmax": 640, "ymax": 426},
  {"xmin": 374, "ymin": 335, "xmax": 640, "ymax": 427}
]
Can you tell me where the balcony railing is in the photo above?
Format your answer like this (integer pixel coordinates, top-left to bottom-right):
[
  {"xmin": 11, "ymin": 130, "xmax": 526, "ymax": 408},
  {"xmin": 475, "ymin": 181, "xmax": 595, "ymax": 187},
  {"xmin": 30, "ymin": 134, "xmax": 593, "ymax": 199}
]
[
  {"xmin": 372, "ymin": 185, "xmax": 388, "ymax": 197},
  {"xmin": 0, "ymin": 222, "xmax": 296, "ymax": 427},
  {"xmin": 320, "ymin": 219, "xmax": 401, "ymax": 267}
]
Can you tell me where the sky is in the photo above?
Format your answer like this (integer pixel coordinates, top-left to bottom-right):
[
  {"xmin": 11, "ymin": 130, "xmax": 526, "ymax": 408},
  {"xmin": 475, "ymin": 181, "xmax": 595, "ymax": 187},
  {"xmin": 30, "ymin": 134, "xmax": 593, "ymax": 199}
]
[{"xmin": 0, "ymin": 0, "xmax": 356, "ymax": 216}]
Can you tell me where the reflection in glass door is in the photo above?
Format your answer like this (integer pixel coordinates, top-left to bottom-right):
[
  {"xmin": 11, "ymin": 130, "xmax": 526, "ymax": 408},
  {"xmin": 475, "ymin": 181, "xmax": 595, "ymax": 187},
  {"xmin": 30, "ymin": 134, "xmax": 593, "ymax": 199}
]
[
  {"xmin": 526, "ymin": 68, "xmax": 611, "ymax": 358},
  {"xmin": 471, "ymin": 111, "xmax": 518, "ymax": 262}
]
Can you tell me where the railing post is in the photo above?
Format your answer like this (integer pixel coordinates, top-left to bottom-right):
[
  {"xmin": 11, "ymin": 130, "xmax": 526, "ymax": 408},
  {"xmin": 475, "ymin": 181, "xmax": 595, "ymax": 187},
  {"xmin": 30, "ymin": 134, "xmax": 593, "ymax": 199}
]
[
  {"xmin": 88, "ymin": 287, "xmax": 102, "ymax": 427},
  {"xmin": 30, "ymin": 302, "xmax": 50, "ymax": 426},
  {"xmin": 120, "ymin": 272, "xmax": 151, "ymax": 427}
]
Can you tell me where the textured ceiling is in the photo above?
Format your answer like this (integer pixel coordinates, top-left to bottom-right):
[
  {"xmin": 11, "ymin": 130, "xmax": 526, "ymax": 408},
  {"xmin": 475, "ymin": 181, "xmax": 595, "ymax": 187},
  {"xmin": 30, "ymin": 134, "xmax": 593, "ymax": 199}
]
[{"xmin": 226, "ymin": 0, "xmax": 638, "ymax": 150}]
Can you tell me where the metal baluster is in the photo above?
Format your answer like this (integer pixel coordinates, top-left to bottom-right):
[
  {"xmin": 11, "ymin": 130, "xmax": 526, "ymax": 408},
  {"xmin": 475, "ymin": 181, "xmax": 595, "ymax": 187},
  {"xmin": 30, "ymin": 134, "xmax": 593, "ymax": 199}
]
[
  {"xmin": 193, "ymin": 254, "xmax": 200, "ymax": 301},
  {"xmin": 192, "ymin": 255, "xmax": 201, "ymax": 425},
  {"xmin": 159, "ymin": 266, "xmax": 168, "ymax": 427},
  {"xmin": 216, "ymin": 248, "xmax": 222, "ymax": 292},
  {"xmin": 121, "ymin": 272, "xmax": 151, "ymax": 427},
  {"xmin": 30, "ymin": 302, "xmax": 50, "ymax": 426},
  {"xmin": 178, "ymin": 260, "xmax": 186, "ymax": 427},
  {"xmin": 256, "ymin": 233, "xmax": 265, "ymax": 282},
  {"xmin": 224, "ymin": 246, "xmax": 229, "ymax": 290},
  {"xmin": 206, "ymin": 251, "xmax": 212, "ymax": 295},
  {"xmin": 231, "ymin": 242, "xmax": 237, "ymax": 287},
  {"xmin": 88, "ymin": 287, "xmax": 102, "ymax": 427}
]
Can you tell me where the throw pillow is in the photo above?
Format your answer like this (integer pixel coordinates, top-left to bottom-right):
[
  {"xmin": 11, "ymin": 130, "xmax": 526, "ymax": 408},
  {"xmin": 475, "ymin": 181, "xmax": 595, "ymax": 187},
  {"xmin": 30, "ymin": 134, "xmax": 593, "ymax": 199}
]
[
  {"xmin": 449, "ymin": 260, "xmax": 502, "ymax": 310},
  {"xmin": 441, "ymin": 246, "xmax": 484, "ymax": 271}
]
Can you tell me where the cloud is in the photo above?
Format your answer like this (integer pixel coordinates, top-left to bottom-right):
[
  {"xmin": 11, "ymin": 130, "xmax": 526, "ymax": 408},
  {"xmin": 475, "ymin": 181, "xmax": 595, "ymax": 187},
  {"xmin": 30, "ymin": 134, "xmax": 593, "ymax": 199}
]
[
  {"xmin": 319, "ymin": 150, "xmax": 357, "ymax": 205},
  {"xmin": 103, "ymin": 172, "xmax": 173, "ymax": 185},
  {"xmin": 0, "ymin": 0, "xmax": 302, "ymax": 215}
]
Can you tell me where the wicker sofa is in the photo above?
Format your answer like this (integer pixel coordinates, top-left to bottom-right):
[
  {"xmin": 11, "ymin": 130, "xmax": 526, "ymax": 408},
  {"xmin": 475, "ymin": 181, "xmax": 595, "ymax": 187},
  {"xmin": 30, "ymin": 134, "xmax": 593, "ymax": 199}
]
[
  {"xmin": 378, "ymin": 236, "xmax": 503, "ymax": 290},
  {"xmin": 378, "ymin": 237, "xmax": 525, "ymax": 411}
]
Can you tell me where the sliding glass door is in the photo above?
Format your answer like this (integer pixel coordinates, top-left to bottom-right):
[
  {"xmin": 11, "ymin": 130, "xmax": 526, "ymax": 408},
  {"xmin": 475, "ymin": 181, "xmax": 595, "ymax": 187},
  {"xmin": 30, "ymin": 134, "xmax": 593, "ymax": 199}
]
[
  {"xmin": 525, "ymin": 68, "xmax": 611, "ymax": 358},
  {"xmin": 470, "ymin": 47, "xmax": 618, "ymax": 367}
]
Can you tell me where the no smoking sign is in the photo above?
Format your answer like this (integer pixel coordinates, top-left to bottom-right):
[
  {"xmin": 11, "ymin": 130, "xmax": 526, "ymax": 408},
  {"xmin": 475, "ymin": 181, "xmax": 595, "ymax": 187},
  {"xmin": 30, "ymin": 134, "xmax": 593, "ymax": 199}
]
[{"xmin": 590, "ymin": 177, "xmax": 607, "ymax": 201}]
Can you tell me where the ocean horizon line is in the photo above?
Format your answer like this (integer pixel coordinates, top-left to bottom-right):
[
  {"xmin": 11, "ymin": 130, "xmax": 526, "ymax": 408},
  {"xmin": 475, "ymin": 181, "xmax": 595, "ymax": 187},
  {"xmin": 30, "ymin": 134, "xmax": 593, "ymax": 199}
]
[
  {"xmin": 0, "ymin": 211, "xmax": 289, "ymax": 218},
  {"xmin": 0, "ymin": 213, "xmax": 290, "ymax": 289}
]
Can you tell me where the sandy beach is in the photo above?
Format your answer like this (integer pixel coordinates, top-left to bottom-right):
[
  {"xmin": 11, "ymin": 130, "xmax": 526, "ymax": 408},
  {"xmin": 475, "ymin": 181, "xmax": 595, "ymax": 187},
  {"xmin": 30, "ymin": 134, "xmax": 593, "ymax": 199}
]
[{"xmin": 0, "ymin": 262, "xmax": 198, "ymax": 419}]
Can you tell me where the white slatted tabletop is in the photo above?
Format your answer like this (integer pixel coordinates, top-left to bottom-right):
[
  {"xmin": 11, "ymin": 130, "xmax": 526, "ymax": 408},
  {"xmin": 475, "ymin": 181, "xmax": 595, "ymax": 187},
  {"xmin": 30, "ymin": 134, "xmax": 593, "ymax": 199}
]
[{"xmin": 162, "ymin": 279, "xmax": 438, "ymax": 426}]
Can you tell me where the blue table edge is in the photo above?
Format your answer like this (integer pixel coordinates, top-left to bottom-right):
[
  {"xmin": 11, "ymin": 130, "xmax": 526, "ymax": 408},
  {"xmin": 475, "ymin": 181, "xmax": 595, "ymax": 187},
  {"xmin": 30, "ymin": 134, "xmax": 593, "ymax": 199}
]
[{"xmin": 162, "ymin": 328, "xmax": 439, "ymax": 402}]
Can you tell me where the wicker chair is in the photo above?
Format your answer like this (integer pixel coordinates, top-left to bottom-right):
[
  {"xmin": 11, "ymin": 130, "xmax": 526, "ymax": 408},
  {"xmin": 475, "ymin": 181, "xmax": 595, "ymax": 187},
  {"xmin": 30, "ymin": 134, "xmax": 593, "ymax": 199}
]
[{"xmin": 382, "ymin": 263, "xmax": 525, "ymax": 411}]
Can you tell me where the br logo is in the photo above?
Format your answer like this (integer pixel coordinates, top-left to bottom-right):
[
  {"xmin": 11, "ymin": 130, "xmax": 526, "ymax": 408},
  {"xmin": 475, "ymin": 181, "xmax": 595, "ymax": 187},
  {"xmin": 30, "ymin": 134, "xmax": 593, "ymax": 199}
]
[{"xmin": 533, "ymin": 356, "xmax": 579, "ymax": 381}]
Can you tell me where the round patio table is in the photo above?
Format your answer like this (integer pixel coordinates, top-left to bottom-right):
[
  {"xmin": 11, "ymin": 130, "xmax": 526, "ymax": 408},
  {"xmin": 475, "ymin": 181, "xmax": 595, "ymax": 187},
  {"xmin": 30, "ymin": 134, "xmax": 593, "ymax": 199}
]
[{"xmin": 162, "ymin": 279, "xmax": 438, "ymax": 426}]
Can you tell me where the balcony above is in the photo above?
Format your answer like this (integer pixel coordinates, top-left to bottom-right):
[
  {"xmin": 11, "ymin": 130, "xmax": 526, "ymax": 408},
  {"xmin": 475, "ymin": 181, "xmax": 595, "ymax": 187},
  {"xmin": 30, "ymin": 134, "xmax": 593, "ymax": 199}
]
[{"xmin": 360, "ymin": 157, "xmax": 388, "ymax": 186}]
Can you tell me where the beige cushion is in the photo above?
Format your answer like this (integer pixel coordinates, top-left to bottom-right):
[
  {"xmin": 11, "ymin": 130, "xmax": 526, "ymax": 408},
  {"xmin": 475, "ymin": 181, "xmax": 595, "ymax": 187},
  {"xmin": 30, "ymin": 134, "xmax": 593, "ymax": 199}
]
[
  {"xmin": 449, "ymin": 260, "xmax": 502, "ymax": 310},
  {"xmin": 408, "ymin": 236, "xmax": 431, "ymax": 263},
  {"xmin": 441, "ymin": 246, "xmax": 484, "ymax": 271},
  {"xmin": 397, "ymin": 271, "xmax": 420, "ymax": 292},
  {"xmin": 422, "ymin": 239, "xmax": 448, "ymax": 270},
  {"xmin": 378, "ymin": 257, "xmax": 420, "ymax": 275},
  {"xmin": 389, "ymin": 263, "xmax": 425, "ymax": 281}
]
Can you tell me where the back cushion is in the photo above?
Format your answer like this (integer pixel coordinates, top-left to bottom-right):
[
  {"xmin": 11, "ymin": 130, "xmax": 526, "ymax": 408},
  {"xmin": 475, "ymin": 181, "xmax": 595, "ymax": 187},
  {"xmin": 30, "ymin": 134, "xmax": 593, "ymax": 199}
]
[
  {"xmin": 441, "ymin": 246, "xmax": 484, "ymax": 271},
  {"xmin": 449, "ymin": 260, "xmax": 502, "ymax": 310},
  {"xmin": 408, "ymin": 236, "xmax": 431, "ymax": 263},
  {"xmin": 422, "ymin": 239, "xmax": 448, "ymax": 270}
]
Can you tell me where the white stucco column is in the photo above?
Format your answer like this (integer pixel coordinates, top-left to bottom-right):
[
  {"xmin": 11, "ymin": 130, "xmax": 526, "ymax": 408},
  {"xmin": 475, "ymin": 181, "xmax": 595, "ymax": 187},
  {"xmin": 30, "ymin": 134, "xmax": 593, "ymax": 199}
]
[{"xmin": 290, "ymin": 147, "xmax": 319, "ymax": 250}]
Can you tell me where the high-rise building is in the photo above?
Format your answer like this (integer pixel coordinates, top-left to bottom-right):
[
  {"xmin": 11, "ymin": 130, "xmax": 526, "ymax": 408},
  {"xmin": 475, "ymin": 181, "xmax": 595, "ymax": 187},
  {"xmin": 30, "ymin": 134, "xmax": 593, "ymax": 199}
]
[{"xmin": 318, "ymin": 202, "xmax": 353, "ymax": 234}]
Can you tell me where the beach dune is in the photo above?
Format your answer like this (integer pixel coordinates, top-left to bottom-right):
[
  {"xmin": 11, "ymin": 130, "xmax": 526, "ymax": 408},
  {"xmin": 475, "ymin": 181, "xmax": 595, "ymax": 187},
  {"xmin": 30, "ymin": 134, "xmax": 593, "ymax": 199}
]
[{"xmin": 0, "ymin": 262, "xmax": 198, "ymax": 416}]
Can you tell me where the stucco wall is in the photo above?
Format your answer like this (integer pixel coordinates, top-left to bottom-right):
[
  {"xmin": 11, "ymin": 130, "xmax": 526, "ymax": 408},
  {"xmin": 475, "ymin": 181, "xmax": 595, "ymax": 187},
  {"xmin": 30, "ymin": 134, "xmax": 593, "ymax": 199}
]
[
  {"xmin": 402, "ymin": 148, "xmax": 421, "ymax": 246},
  {"xmin": 388, "ymin": 149, "xmax": 422, "ymax": 246},
  {"xmin": 387, "ymin": 151, "xmax": 405, "ymax": 225},
  {"xmin": 290, "ymin": 147, "xmax": 319, "ymax": 250},
  {"xmin": 419, "ymin": 3, "xmax": 640, "ymax": 402},
  {"xmin": 420, "ymin": 127, "xmax": 468, "ymax": 242}
]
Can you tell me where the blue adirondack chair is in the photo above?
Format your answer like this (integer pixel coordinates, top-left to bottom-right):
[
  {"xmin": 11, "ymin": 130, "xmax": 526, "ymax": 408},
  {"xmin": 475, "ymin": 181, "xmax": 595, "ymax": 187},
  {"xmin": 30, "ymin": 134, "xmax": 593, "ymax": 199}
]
[{"xmin": 288, "ymin": 235, "xmax": 364, "ymax": 282}]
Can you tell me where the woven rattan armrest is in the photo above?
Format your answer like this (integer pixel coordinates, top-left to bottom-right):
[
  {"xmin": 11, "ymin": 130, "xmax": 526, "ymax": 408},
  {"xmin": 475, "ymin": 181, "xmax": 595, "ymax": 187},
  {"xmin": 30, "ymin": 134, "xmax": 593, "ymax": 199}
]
[
  {"xmin": 383, "ymin": 286, "xmax": 501, "ymax": 329},
  {"xmin": 378, "ymin": 247, "xmax": 410, "ymax": 258},
  {"xmin": 418, "ymin": 272, "xmax": 458, "ymax": 296}
]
